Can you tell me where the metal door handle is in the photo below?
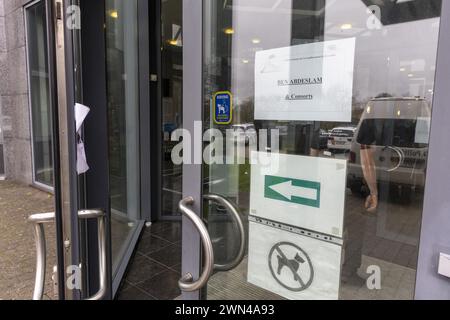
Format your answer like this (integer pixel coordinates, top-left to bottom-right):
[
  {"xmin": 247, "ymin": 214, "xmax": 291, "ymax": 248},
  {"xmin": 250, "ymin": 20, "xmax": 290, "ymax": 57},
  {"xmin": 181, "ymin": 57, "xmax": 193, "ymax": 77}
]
[
  {"xmin": 204, "ymin": 194, "xmax": 246, "ymax": 272},
  {"xmin": 28, "ymin": 212, "xmax": 55, "ymax": 300},
  {"xmin": 78, "ymin": 210, "xmax": 107, "ymax": 301},
  {"xmin": 178, "ymin": 197, "xmax": 214, "ymax": 292},
  {"xmin": 28, "ymin": 209, "xmax": 107, "ymax": 300}
]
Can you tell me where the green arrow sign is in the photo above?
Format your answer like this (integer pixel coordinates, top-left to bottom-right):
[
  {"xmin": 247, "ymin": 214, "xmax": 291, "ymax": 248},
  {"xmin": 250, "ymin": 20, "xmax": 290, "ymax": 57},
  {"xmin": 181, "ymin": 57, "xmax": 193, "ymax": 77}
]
[{"xmin": 265, "ymin": 175, "xmax": 321, "ymax": 208}]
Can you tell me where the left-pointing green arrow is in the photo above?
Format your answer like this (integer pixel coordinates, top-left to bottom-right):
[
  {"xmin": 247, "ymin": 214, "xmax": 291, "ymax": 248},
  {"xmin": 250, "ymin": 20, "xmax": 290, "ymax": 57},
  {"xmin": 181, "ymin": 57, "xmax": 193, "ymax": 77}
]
[{"xmin": 265, "ymin": 175, "xmax": 321, "ymax": 208}]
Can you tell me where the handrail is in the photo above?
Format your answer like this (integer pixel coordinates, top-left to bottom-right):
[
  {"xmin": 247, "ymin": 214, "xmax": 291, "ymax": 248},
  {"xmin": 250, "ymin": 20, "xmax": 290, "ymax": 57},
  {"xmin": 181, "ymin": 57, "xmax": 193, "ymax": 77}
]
[
  {"xmin": 178, "ymin": 197, "xmax": 214, "ymax": 292},
  {"xmin": 29, "ymin": 212, "xmax": 55, "ymax": 300},
  {"xmin": 27, "ymin": 209, "xmax": 107, "ymax": 300},
  {"xmin": 204, "ymin": 194, "xmax": 246, "ymax": 272}
]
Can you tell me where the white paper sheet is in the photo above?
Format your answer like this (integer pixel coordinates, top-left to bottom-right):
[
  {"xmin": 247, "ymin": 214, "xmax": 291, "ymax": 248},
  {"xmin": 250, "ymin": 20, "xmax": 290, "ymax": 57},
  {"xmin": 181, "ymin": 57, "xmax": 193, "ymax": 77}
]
[{"xmin": 74, "ymin": 103, "xmax": 90, "ymax": 175}]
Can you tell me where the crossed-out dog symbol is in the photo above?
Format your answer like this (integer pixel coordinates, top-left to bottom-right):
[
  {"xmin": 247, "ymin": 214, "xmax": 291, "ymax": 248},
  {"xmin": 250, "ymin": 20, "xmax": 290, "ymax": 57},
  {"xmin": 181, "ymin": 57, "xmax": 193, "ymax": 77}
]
[{"xmin": 269, "ymin": 242, "xmax": 314, "ymax": 292}]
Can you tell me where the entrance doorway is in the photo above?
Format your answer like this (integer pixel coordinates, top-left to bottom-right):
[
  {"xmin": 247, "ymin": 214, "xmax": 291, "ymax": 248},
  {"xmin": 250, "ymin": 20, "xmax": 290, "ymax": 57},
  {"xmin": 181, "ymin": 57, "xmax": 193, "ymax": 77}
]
[{"xmin": 179, "ymin": 0, "xmax": 443, "ymax": 301}]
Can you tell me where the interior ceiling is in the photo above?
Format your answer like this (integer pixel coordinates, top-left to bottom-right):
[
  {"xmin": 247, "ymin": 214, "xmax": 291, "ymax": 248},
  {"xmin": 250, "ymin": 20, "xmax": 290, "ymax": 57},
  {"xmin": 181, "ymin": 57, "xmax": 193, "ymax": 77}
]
[
  {"xmin": 361, "ymin": 0, "xmax": 442, "ymax": 25},
  {"xmin": 223, "ymin": 0, "xmax": 329, "ymax": 17},
  {"xmin": 221, "ymin": 0, "xmax": 441, "ymax": 24}
]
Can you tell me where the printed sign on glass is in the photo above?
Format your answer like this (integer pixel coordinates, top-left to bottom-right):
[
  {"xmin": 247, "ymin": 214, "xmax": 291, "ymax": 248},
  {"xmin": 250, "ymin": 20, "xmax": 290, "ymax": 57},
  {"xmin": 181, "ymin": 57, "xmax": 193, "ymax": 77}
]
[
  {"xmin": 250, "ymin": 152, "xmax": 347, "ymax": 238},
  {"xmin": 213, "ymin": 91, "xmax": 233, "ymax": 125},
  {"xmin": 247, "ymin": 221, "xmax": 342, "ymax": 300},
  {"xmin": 254, "ymin": 38, "xmax": 356, "ymax": 122}
]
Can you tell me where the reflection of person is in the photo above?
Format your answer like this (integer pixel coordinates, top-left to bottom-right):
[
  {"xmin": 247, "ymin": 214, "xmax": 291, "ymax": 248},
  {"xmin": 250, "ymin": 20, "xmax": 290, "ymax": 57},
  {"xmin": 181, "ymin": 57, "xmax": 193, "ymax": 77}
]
[
  {"xmin": 254, "ymin": 121, "xmax": 322, "ymax": 157},
  {"xmin": 357, "ymin": 117, "xmax": 380, "ymax": 213},
  {"xmin": 295, "ymin": 121, "xmax": 322, "ymax": 157},
  {"xmin": 360, "ymin": 146, "xmax": 378, "ymax": 213}
]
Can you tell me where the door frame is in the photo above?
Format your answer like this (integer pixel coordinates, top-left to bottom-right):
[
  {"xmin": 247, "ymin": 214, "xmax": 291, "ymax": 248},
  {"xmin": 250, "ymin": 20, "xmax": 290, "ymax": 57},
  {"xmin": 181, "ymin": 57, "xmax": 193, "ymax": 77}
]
[
  {"xmin": 181, "ymin": 0, "xmax": 204, "ymax": 301},
  {"xmin": 48, "ymin": 0, "xmax": 83, "ymax": 300},
  {"xmin": 180, "ymin": 0, "xmax": 450, "ymax": 300},
  {"xmin": 415, "ymin": 0, "xmax": 450, "ymax": 300}
]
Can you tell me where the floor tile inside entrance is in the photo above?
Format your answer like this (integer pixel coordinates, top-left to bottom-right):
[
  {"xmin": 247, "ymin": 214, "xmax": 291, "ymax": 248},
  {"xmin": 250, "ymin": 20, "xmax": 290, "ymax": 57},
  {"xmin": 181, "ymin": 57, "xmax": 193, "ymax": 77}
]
[{"xmin": 117, "ymin": 221, "xmax": 181, "ymax": 300}]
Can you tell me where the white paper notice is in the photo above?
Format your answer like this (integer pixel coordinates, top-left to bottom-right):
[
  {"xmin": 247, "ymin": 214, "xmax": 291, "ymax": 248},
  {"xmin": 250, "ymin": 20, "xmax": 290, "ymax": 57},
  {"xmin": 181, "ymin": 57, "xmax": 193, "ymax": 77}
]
[
  {"xmin": 75, "ymin": 103, "xmax": 90, "ymax": 133},
  {"xmin": 247, "ymin": 221, "xmax": 342, "ymax": 300},
  {"xmin": 250, "ymin": 152, "xmax": 347, "ymax": 238},
  {"xmin": 254, "ymin": 38, "xmax": 356, "ymax": 122},
  {"xmin": 74, "ymin": 103, "xmax": 90, "ymax": 175},
  {"xmin": 77, "ymin": 139, "xmax": 89, "ymax": 174}
]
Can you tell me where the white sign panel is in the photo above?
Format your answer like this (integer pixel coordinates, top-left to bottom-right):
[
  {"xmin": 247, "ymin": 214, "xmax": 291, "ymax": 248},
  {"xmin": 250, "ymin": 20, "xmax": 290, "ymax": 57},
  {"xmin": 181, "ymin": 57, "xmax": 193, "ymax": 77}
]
[
  {"xmin": 250, "ymin": 152, "xmax": 347, "ymax": 238},
  {"xmin": 248, "ymin": 221, "xmax": 342, "ymax": 300},
  {"xmin": 254, "ymin": 38, "xmax": 356, "ymax": 122}
]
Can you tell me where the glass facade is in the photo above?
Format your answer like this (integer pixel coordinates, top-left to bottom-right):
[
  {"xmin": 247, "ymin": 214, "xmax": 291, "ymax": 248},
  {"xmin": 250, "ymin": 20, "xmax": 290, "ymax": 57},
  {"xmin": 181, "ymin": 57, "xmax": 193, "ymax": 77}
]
[{"xmin": 25, "ymin": 1, "xmax": 54, "ymax": 188}]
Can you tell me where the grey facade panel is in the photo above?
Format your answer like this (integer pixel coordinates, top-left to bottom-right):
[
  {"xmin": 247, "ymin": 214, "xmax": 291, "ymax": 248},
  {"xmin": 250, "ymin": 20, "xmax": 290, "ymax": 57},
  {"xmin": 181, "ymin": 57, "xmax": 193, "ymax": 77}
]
[
  {"xmin": 3, "ymin": 0, "xmax": 28, "ymax": 16},
  {"xmin": 0, "ymin": 0, "xmax": 4, "ymax": 17},
  {"xmin": 0, "ymin": 0, "xmax": 32, "ymax": 185},
  {"xmin": 0, "ymin": 16, "xmax": 6, "ymax": 52},
  {"xmin": 5, "ymin": 6, "xmax": 24, "ymax": 51}
]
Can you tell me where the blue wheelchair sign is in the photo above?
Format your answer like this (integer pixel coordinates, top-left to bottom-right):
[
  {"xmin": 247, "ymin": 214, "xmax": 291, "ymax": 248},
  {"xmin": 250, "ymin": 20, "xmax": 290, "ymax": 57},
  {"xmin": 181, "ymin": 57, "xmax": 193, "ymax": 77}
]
[{"xmin": 213, "ymin": 91, "xmax": 233, "ymax": 125}]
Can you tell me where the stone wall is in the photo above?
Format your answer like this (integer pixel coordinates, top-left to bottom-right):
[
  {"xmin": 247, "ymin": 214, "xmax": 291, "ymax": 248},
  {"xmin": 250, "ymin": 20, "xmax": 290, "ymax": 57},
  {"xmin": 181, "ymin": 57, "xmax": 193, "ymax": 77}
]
[{"xmin": 0, "ymin": 0, "xmax": 33, "ymax": 185}]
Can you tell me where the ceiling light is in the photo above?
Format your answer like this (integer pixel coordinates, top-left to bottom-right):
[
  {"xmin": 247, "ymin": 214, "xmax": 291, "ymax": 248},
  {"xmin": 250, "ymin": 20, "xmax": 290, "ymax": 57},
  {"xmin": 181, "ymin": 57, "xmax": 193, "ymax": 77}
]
[
  {"xmin": 109, "ymin": 10, "xmax": 118, "ymax": 19},
  {"xmin": 224, "ymin": 28, "xmax": 234, "ymax": 35},
  {"xmin": 252, "ymin": 38, "xmax": 261, "ymax": 44},
  {"xmin": 340, "ymin": 24, "xmax": 352, "ymax": 30},
  {"xmin": 408, "ymin": 73, "xmax": 414, "ymax": 77},
  {"xmin": 400, "ymin": 68, "xmax": 406, "ymax": 72},
  {"xmin": 242, "ymin": 59, "xmax": 249, "ymax": 64}
]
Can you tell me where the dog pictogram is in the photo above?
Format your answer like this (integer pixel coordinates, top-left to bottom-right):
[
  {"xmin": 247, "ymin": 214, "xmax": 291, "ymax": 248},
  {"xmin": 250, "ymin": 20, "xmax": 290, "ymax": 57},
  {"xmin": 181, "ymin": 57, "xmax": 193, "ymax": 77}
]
[
  {"xmin": 277, "ymin": 253, "xmax": 305, "ymax": 280},
  {"xmin": 269, "ymin": 242, "xmax": 314, "ymax": 292}
]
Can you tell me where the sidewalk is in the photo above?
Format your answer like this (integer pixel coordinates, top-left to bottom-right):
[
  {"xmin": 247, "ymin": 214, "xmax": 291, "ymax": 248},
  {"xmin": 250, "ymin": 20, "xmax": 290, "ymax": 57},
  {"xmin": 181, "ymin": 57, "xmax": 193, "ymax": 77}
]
[{"xmin": 0, "ymin": 180, "xmax": 56, "ymax": 300}]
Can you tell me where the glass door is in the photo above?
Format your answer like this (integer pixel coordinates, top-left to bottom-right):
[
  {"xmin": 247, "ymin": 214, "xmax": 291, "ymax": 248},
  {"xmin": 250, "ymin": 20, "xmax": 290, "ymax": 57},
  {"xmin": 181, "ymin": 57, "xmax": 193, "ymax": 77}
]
[
  {"xmin": 180, "ymin": 0, "xmax": 443, "ymax": 300},
  {"xmin": 27, "ymin": 0, "xmax": 146, "ymax": 300},
  {"xmin": 104, "ymin": 0, "xmax": 144, "ymax": 286}
]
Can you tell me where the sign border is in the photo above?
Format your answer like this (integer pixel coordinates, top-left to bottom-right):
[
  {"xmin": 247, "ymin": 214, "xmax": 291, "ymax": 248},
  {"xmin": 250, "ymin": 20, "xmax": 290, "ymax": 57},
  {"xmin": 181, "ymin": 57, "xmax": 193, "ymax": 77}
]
[{"xmin": 213, "ymin": 91, "xmax": 233, "ymax": 125}]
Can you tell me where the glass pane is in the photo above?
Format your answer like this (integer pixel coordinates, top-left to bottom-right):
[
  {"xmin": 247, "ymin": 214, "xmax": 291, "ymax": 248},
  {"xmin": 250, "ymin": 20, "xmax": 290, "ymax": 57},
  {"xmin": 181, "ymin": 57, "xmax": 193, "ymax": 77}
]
[
  {"xmin": 0, "ymin": 101, "xmax": 4, "ymax": 177},
  {"xmin": 202, "ymin": 0, "xmax": 441, "ymax": 300},
  {"xmin": 105, "ymin": 0, "xmax": 141, "ymax": 272},
  {"xmin": 26, "ymin": 1, "xmax": 54, "ymax": 187},
  {"xmin": 161, "ymin": 0, "xmax": 183, "ymax": 218}
]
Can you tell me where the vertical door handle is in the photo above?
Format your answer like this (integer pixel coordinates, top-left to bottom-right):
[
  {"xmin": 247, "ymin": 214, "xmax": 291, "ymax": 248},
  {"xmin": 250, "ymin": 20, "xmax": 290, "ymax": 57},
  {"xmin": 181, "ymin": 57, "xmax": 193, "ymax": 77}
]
[
  {"xmin": 77, "ymin": 210, "xmax": 107, "ymax": 300},
  {"xmin": 204, "ymin": 194, "xmax": 246, "ymax": 272},
  {"xmin": 28, "ymin": 209, "xmax": 107, "ymax": 300},
  {"xmin": 28, "ymin": 212, "xmax": 56, "ymax": 300},
  {"xmin": 178, "ymin": 197, "xmax": 215, "ymax": 292}
]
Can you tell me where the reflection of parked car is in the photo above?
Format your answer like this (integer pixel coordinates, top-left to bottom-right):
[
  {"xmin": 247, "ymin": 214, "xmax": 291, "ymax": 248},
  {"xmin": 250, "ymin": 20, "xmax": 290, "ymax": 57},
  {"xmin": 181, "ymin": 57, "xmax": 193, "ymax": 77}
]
[
  {"xmin": 347, "ymin": 97, "xmax": 431, "ymax": 200},
  {"xmin": 327, "ymin": 126, "xmax": 356, "ymax": 153},
  {"xmin": 231, "ymin": 123, "xmax": 257, "ymax": 145}
]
